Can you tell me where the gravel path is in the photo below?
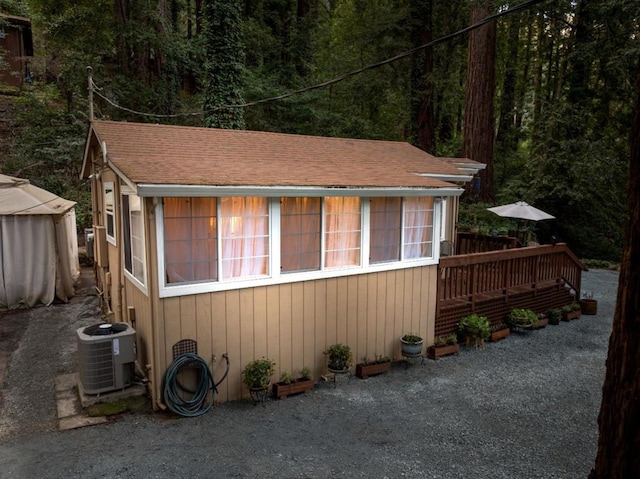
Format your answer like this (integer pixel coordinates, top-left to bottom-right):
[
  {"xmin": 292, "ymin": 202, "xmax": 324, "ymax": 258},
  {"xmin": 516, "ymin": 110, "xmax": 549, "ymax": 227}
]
[{"xmin": 0, "ymin": 269, "xmax": 618, "ymax": 478}]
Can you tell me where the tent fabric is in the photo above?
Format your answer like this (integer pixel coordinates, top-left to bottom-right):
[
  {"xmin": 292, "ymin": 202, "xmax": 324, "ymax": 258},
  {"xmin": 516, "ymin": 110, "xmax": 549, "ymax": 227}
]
[
  {"xmin": 0, "ymin": 175, "xmax": 79, "ymax": 309},
  {"xmin": 0, "ymin": 174, "xmax": 76, "ymax": 215}
]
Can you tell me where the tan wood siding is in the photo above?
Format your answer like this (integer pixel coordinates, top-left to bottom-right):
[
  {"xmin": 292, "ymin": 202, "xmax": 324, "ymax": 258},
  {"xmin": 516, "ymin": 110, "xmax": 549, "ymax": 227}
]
[{"xmin": 155, "ymin": 266, "xmax": 438, "ymax": 405}]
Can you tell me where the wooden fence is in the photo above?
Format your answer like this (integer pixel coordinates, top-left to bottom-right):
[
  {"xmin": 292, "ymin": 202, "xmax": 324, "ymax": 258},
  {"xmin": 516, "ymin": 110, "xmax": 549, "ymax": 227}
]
[{"xmin": 435, "ymin": 243, "xmax": 586, "ymax": 336}]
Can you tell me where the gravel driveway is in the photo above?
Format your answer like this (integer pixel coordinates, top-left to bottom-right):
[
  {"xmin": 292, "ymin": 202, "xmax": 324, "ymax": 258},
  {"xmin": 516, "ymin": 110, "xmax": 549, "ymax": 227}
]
[{"xmin": 0, "ymin": 268, "xmax": 618, "ymax": 478}]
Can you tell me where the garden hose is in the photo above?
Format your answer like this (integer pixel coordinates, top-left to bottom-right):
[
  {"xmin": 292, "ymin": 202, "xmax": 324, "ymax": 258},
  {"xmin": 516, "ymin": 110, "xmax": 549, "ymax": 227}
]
[{"xmin": 162, "ymin": 352, "xmax": 229, "ymax": 417}]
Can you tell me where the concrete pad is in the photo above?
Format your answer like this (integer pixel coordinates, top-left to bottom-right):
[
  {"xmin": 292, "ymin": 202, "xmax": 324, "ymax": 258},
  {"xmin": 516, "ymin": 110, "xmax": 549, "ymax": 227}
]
[
  {"xmin": 59, "ymin": 415, "xmax": 107, "ymax": 431},
  {"xmin": 79, "ymin": 383, "xmax": 147, "ymax": 408},
  {"xmin": 56, "ymin": 396, "xmax": 81, "ymax": 419},
  {"xmin": 54, "ymin": 372, "xmax": 78, "ymax": 393}
]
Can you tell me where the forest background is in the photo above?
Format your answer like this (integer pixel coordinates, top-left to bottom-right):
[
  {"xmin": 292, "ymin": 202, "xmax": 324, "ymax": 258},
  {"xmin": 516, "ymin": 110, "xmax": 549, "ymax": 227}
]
[{"xmin": 1, "ymin": 0, "xmax": 638, "ymax": 262}]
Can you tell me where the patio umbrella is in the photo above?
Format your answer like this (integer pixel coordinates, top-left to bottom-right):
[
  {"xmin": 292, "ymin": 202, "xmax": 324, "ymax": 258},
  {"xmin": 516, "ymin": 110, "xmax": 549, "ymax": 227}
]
[{"xmin": 487, "ymin": 201, "xmax": 555, "ymax": 221}]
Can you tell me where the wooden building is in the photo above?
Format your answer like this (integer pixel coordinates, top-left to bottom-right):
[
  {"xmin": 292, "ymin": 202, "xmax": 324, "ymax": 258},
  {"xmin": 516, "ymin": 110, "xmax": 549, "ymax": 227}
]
[
  {"xmin": 80, "ymin": 120, "xmax": 484, "ymax": 408},
  {"xmin": 0, "ymin": 15, "xmax": 33, "ymax": 88}
]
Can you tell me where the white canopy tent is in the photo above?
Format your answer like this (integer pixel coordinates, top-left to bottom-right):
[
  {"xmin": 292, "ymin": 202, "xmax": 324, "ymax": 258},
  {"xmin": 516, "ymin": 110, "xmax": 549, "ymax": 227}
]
[{"xmin": 0, "ymin": 174, "xmax": 80, "ymax": 309}]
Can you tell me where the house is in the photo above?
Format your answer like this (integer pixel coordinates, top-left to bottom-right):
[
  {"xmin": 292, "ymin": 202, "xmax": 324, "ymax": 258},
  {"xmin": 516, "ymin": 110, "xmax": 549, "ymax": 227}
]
[
  {"xmin": 80, "ymin": 120, "xmax": 484, "ymax": 408},
  {"xmin": 0, "ymin": 14, "xmax": 33, "ymax": 88}
]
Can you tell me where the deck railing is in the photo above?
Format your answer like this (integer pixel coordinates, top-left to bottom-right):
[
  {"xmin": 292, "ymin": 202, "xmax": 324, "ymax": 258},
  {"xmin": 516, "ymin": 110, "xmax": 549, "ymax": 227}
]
[
  {"xmin": 456, "ymin": 232, "xmax": 519, "ymax": 255},
  {"xmin": 437, "ymin": 243, "xmax": 586, "ymax": 311}
]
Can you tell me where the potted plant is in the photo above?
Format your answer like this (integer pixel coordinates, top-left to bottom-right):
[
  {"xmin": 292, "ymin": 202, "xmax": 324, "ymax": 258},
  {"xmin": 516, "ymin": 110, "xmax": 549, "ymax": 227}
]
[
  {"xmin": 426, "ymin": 333, "xmax": 459, "ymax": 360},
  {"xmin": 562, "ymin": 302, "xmax": 582, "ymax": 321},
  {"xmin": 507, "ymin": 308, "xmax": 539, "ymax": 330},
  {"xmin": 400, "ymin": 333, "xmax": 424, "ymax": 356},
  {"xmin": 355, "ymin": 354, "xmax": 392, "ymax": 379},
  {"xmin": 546, "ymin": 308, "xmax": 562, "ymax": 326},
  {"xmin": 324, "ymin": 343, "xmax": 353, "ymax": 373},
  {"xmin": 242, "ymin": 358, "xmax": 276, "ymax": 405},
  {"xmin": 458, "ymin": 314, "xmax": 490, "ymax": 349},
  {"xmin": 272, "ymin": 367, "xmax": 315, "ymax": 399},
  {"xmin": 490, "ymin": 322, "xmax": 510, "ymax": 342},
  {"xmin": 580, "ymin": 292, "xmax": 598, "ymax": 315}
]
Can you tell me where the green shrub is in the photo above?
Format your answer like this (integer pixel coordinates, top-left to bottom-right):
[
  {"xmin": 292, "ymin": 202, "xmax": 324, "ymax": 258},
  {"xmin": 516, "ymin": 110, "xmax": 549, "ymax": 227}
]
[
  {"xmin": 508, "ymin": 308, "xmax": 538, "ymax": 327},
  {"xmin": 458, "ymin": 314, "xmax": 491, "ymax": 339},
  {"xmin": 242, "ymin": 358, "xmax": 276, "ymax": 389}
]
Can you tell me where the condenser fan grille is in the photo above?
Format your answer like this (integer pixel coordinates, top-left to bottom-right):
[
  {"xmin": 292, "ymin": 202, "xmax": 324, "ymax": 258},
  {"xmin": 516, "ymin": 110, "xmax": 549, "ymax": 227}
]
[
  {"xmin": 83, "ymin": 323, "xmax": 129, "ymax": 336},
  {"xmin": 78, "ymin": 340, "xmax": 114, "ymax": 391}
]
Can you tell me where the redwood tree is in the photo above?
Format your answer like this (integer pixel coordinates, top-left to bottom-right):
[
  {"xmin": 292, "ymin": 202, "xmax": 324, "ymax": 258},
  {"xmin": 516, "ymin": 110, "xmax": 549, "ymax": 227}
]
[
  {"xmin": 462, "ymin": 1, "xmax": 496, "ymax": 202},
  {"xmin": 589, "ymin": 61, "xmax": 640, "ymax": 479},
  {"xmin": 409, "ymin": 0, "xmax": 436, "ymax": 154}
]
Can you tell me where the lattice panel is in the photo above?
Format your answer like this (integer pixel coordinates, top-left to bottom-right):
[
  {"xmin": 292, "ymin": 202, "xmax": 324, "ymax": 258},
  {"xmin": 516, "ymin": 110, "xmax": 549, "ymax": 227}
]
[{"xmin": 436, "ymin": 284, "xmax": 575, "ymax": 337}]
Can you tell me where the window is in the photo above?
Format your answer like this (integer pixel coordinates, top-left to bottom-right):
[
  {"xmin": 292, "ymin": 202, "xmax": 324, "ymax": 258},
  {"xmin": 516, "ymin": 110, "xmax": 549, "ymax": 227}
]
[
  {"xmin": 219, "ymin": 197, "xmax": 269, "ymax": 279},
  {"xmin": 403, "ymin": 197, "xmax": 434, "ymax": 259},
  {"xmin": 281, "ymin": 197, "xmax": 321, "ymax": 273},
  {"xmin": 370, "ymin": 197, "xmax": 401, "ymax": 263},
  {"xmin": 324, "ymin": 197, "xmax": 361, "ymax": 268},
  {"xmin": 159, "ymin": 194, "xmax": 438, "ymax": 296},
  {"xmin": 122, "ymin": 193, "xmax": 146, "ymax": 285},
  {"xmin": 104, "ymin": 183, "xmax": 116, "ymax": 244},
  {"xmin": 164, "ymin": 198, "xmax": 218, "ymax": 284},
  {"xmin": 163, "ymin": 196, "xmax": 269, "ymax": 284}
]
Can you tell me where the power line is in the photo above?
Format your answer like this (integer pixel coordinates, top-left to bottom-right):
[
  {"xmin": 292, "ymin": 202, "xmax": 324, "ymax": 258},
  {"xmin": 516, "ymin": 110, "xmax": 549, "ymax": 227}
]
[{"xmin": 91, "ymin": 0, "xmax": 548, "ymax": 120}]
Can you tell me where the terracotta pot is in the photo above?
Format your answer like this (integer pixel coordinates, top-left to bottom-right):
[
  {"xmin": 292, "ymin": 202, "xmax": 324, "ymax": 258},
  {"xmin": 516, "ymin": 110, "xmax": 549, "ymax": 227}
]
[
  {"xmin": 426, "ymin": 343, "xmax": 460, "ymax": 360},
  {"xmin": 272, "ymin": 378, "xmax": 315, "ymax": 399},
  {"xmin": 580, "ymin": 299, "xmax": 598, "ymax": 315},
  {"xmin": 355, "ymin": 361, "xmax": 391, "ymax": 379}
]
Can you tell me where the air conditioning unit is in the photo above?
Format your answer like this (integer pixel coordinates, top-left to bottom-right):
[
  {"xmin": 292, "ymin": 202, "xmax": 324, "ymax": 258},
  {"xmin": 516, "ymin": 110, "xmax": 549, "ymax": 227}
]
[{"xmin": 77, "ymin": 322, "xmax": 137, "ymax": 395}]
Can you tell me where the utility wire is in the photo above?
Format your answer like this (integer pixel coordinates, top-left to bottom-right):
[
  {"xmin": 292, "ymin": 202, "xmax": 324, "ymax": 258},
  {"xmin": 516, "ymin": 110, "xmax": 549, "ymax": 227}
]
[{"xmin": 91, "ymin": 0, "xmax": 548, "ymax": 120}]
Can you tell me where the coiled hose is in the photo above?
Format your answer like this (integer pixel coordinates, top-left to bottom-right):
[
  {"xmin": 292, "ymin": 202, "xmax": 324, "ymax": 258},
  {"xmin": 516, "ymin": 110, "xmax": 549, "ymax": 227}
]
[{"xmin": 162, "ymin": 353, "xmax": 229, "ymax": 417}]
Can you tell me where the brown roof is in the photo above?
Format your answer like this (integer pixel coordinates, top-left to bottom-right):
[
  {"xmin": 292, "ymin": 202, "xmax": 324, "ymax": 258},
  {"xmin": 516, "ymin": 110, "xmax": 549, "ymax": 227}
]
[{"xmin": 87, "ymin": 120, "xmax": 474, "ymax": 190}]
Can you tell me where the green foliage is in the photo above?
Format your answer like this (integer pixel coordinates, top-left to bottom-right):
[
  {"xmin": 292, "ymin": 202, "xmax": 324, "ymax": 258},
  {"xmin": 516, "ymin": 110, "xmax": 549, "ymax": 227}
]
[
  {"xmin": 562, "ymin": 303, "xmax": 581, "ymax": 313},
  {"xmin": 458, "ymin": 314, "xmax": 490, "ymax": 340},
  {"xmin": 324, "ymin": 343, "xmax": 352, "ymax": 370},
  {"xmin": 203, "ymin": 0, "xmax": 246, "ymax": 129},
  {"xmin": 507, "ymin": 308, "xmax": 538, "ymax": 328},
  {"xmin": 299, "ymin": 366, "xmax": 312, "ymax": 380},
  {"xmin": 434, "ymin": 334, "xmax": 458, "ymax": 347},
  {"xmin": 401, "ymin": 333, "xmax": 423, "ymax": 345},
  {"xmin": 279, "ymin": 371, "xmax": 294, "ymax": 384},
  {"xmin": 3, "ymin": 86, "xmax": 92, "ymax": 227},
  {"xmin": 242, "ymin": 358, "xmax": 276, "ymax": 389},
  {"xmin": 546, "ymin": 308, "xmax": 562, "ymax": 325}
]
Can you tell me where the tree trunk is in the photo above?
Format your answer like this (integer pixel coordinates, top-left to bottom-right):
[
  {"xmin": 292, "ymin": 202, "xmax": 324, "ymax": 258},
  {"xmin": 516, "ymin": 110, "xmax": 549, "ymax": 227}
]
[
  {"xmin": 589, "ymin": 60, "xmax": 640, "ymax": 479},
  {"xmin": 410, "ymin": 0, "xmax": 436, "ymax": 154},
  {"xmin": 495, "ymin": 14, "xmax": 521, "ymax": 185},
  {"xmin": 462, "ymin": 3, "xmax": 496, "ymax": 202}
]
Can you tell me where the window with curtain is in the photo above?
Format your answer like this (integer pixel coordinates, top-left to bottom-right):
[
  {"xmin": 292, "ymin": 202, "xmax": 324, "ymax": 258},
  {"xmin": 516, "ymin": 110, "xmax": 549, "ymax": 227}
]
[
  {"xmin": 324, "ymin": 197, "xmax": 361, "ymax": 268},
  {"xmin": 404, "ymin": 197, "xmax": 434, "ymax": 259},
  {"xmin": 281, "ymin": 197, "xmax": 321, "ymax": 273},
  {"xmin": 220, "ymin": 197, "xmax": 269, "ymax": 279},
  {"xmin": 122, "ymin": 193, "xmax": 145, "ymax": 285},
  {"xmin": 104, "ymin": 183, "xmax": 115, "ymax": 244},
  {"xmin": 370, "ymin": 197, "xmax": 401, "ymax": 263},
  {"xmin": 164, "ymin": 197, "xmax": 218, "ymax": 284}
]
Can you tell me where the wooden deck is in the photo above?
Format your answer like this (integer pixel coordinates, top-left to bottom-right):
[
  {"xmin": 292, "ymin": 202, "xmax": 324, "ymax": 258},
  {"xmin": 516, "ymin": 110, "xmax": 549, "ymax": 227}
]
[{"xmin": 435, "ymin": 244, "xmax": 586, "ymax": 336}]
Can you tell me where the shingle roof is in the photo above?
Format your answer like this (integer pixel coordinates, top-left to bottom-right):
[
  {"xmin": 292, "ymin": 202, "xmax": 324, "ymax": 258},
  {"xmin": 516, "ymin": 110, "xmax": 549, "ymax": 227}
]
[{"xmin": 87, "ymin": 120, "xmax": 475, "ymax": 190}]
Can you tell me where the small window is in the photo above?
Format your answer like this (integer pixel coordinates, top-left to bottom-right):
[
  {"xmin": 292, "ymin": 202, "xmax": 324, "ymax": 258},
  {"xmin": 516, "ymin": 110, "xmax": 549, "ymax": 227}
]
[
  {"xmin": 122, "ymin": 193, "xmax": 146, "ymax": 286},
  {"xmin": 370, "ymin": 197, "xmax": 401, "ymax": 263},
  {"xmin": 404, "ymin": 197, "xmax": 434, "ymax": 259},
  {"xmin": 164, "ymin": 197, "xmax": 218, "ymax": 284},
  {"xmin": 220, "ymin": 197, "xmax": 269, "ymax": 279},
  {"xmin": 324, "ymin": 197, "xmax": 361, "ymax": 268},
  {"xmin": 104, "ymin": 183, "xmax": 116, "ymax": 244},
  {"xmin": 281, "ymin": 197, "xmax": 321, "ymax": 273}
]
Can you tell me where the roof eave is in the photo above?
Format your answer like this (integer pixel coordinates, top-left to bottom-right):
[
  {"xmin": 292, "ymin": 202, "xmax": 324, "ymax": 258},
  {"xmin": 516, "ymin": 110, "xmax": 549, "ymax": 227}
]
[{"xmin": 136, "ymin": 184, "xmax": 465, "ymax": 198}]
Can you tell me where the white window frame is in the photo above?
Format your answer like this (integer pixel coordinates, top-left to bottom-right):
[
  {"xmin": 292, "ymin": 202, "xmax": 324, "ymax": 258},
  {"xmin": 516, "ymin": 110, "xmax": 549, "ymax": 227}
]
[
  {"xmin": 157, "ymin": 195, "xmax": 442, "ymax": 298},
  {"xmin": 104, "ymin": 182, "xmax": 116, "ymax": 245},
  {"xmin": 121, "ymin": 188, "xmax": 147, "ymax": 294}
]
